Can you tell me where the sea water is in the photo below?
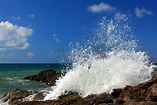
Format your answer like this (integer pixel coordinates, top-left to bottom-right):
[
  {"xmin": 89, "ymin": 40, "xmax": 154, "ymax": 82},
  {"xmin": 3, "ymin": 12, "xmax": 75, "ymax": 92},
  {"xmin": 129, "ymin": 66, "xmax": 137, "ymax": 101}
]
[
  {"xmin": 44, "ymin": 16, "xmax": 155, "ymax": 100},
  {"xmin": 0, "ymin": 63, "xmax": 65, "ymax": 97}
]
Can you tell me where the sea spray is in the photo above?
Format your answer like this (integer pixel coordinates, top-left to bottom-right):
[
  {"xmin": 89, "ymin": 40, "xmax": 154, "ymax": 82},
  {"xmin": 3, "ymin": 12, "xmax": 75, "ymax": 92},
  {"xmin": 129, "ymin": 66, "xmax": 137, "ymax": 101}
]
[{"xmin": 44, "ymin": 16, "xmax": 154, "ymax": 100}]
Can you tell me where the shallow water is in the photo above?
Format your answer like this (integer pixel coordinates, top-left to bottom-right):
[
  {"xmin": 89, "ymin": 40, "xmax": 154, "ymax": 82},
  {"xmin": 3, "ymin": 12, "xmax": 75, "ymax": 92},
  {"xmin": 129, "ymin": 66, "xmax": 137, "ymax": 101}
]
[{"xmin": 0, "ymin": 63, "xmax": 65, "ymax": 97}]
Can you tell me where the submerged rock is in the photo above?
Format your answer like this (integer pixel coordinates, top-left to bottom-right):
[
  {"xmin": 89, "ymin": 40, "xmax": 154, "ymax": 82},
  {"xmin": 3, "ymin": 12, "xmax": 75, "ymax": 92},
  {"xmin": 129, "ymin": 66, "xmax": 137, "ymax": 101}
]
[{"xmin": 24, "ymin": 69, "xmax": 62, "ymax": 86}]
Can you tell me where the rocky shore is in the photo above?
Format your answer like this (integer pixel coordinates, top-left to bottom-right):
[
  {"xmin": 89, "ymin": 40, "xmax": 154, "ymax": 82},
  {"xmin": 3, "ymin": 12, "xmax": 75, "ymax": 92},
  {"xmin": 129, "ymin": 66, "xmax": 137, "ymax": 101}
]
[
  {"xmin": 23, "ymin": 69, "xmax": 62, "ymax": 86},
  {"xmin": 1, "ymin": 69, "xmax": 157, "ymax": 105}
]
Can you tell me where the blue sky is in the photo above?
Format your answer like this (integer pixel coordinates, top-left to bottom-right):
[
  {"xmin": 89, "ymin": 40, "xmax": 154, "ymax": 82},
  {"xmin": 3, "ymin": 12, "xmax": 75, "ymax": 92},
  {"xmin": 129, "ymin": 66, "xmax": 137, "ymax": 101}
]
[{"xmin": 0, "ymin": 0, "xmax": 157, "ymax": 63}]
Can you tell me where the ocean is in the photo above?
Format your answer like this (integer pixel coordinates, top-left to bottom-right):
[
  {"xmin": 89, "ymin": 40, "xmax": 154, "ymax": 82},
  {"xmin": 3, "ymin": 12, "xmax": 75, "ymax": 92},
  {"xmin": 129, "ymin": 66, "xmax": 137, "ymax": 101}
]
[{"xmin": 0, "ymin": 63, "xmax": 67, "ymax": 98}]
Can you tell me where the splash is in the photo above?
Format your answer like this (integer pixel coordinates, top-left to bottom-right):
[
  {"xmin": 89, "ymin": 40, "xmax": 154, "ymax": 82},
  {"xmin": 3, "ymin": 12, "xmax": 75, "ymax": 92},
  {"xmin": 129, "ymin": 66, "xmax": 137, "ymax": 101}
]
[{"xmin": 44, "ymin": 16, "xmax": 154, "ymax": 100}]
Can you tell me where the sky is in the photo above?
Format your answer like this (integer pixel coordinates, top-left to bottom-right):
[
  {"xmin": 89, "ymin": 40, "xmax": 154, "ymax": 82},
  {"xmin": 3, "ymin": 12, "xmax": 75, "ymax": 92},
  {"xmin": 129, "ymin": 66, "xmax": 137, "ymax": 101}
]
[{"xmin": 0, "ymin": 0, "xmax": 157, "ymax": 63}]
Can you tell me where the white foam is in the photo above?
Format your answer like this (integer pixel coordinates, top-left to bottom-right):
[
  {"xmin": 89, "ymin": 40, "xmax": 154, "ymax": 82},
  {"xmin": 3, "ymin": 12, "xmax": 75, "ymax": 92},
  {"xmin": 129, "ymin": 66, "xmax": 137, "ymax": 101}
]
[{"xmin": 0, "ymin": 100, "xmax": 8, "ymax": 105}]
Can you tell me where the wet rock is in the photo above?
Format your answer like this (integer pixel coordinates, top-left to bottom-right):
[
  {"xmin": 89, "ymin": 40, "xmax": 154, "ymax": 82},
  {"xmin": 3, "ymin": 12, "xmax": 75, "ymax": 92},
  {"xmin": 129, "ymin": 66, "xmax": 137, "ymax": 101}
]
[
  {"xmin": 124, "ymin": 100, "xmax": 137, "ymax": 105},
  {"xmin": 1, "ymin": 89, "xmax": 34, "ymax": 105},
  {"xmin": 145, "ymin": 83, "xmax": 157, "ymax": 101},
  {"xmin": 18, "ymin": 92, "xmax": 113, "ymax": 105},
  {"xmin": 32, "ymin": 92, "xmax": 46, "ymax": 101},
  {"xmin": 57, "ymin": 92, "xmax": 82, "ymax": 105},
  {"xmin": 137, "ymin": 101, "xmax": 157, "ymax": 105},
  {"xmin": 119, "ymin": 77, "xmax": 157, "ymax": 101},
  {"xmin": 82, "ymin": 93, "xmax": 113, "ymax": 105},
  {"xmin": 151, "ymin": 70, "xmax": 157, "ymax": 79},
  {"xmin": 1, "ymin": 91, "xmax": 11, "ymax": 102},
  {"xmin": 111, "ymin": 88, "xmax": 122, "ymax": 98},
  {"xmin": 113, "ymin": 98, "xmax": 124, "ymax": 104},
  {"xmin": 123, "ymin": 96, "xmax": 131, "ymax": 102},
  {"xmin": 98, "ymin": 103, "xmax": 114, "ymax": 105},
  {"xmin": 1, "ymin": 89, "xmax": 46, "ymax": 105},
  {"xmin": 24, "ymin": 69, "xmax": 61, "ymax": 86}
]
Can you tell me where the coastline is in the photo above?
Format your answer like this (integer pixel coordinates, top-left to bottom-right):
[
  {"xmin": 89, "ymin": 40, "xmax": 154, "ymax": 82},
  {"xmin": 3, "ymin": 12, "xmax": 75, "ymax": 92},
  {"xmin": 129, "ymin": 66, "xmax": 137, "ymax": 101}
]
[{"xmin": 1, "ymin": 69, "xmax": 157, "ymax": 105}]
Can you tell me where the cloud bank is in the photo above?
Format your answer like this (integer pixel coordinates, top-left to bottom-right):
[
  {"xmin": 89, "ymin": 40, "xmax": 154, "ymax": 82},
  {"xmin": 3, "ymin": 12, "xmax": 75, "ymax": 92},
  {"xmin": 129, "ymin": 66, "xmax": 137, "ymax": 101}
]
[
  {"xmin": 0, "ymin": 21, "xmax": 33, "ymax": 50},
  {"xmin": 87, "ymin": 2, "xmax": 115, "ymax": 13},
  {"xmin": 135, "ymin": 7, "xmax": 152, "ymax": 18}
]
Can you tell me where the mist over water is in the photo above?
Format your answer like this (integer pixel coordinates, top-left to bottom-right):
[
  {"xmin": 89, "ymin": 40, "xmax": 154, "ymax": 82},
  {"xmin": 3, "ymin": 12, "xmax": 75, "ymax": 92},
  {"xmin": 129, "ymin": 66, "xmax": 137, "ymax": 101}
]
[{"xmin": 44, "ymin": 16, "xmax": 154, "ymax": 100}]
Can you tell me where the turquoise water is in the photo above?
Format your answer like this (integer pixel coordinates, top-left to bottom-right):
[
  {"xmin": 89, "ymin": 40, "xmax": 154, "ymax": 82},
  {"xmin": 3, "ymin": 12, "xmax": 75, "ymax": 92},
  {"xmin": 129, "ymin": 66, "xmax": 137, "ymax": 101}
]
[{"xmin": 0, "ymin": 63, "xmax": 67, "ymax": 97}]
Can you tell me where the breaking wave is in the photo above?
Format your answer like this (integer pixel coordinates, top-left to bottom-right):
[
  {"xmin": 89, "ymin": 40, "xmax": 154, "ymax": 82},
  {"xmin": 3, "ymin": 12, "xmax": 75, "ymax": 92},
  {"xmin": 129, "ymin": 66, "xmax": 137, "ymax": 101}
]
[{"xmin": 44, "ymin": 16, "xmax": 154, "ymax": 100}]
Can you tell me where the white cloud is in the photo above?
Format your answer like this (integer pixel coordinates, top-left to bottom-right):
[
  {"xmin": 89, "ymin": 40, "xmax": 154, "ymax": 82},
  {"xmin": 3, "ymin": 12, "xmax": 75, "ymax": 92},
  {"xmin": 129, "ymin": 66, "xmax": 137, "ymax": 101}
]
[
  {"xmin": 27, "ymin": 52, "xmax": 34, "ymax": 58},
  {"xmin": 135, "ymin": 7, "xmax": 152, "ymax": 18},
  {"xmin": 52, "ymin": 34, "xmax": 59, "ymax": 42},
  {"xmin": 30, "ymin": 14, "xmax": 35, "ymax": 18},
  {"xmin": 87, "ymin": 2, "xmax": 115, "ymax": 13},
  {"xmin": 0, "ymin": 21, "xmax": 33, "ymax": 50}
]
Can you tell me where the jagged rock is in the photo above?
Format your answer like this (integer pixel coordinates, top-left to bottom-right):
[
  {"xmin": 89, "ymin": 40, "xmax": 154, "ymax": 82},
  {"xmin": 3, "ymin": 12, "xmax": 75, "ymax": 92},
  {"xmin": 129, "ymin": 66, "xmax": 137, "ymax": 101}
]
[
  {"xmin": 24, "ymin": 69, "xmax": 61, "ymax": 86},
  {"xmin": 32, "ymin": 92, "xmax": 46, "ymax": 101},
  {"xmin": 1, "ymin": 91, "xmax": 11, "ymax": 102},
  {"xmin": 145, "ymin": 83, "xmax": 157, "ymax": 101},
  {"xmin": 119, "ymin": 77, "xmax": 157, "ymax": 101},
  {"xmin": 1, "ymin": 89, "xmax": 34, "ymax": 105},
  {"xmin": 124, "ymin": 100, "xmax": 137, "ymax": 105},
  {"xmin": 17, "ymin": 92, "xmax": 82, "ymax": 105},
  {"xmin": 1, "ymin": 89, "xmax": 46, "ymax": 105},
  {"xmin": 137, "ymin": 101, "xmax": 157, "ymax": 105},
  {"xmin": 81, "ymin": 93, "xmax": 113, "ymax": 105},
  {"xmin": 111, "ymin": 88, "xmax": 122, "ymax": 98},
  {"xmin": 113, "ymin": 98, "xmax": 124, "ymax": 104},
  {"xmin": 123, "ymin": 96, "xmax": 131, "ymax": 102},
  {"xmin": 18, "ymin": 92, "xmax": 113, "ymax": 105}
]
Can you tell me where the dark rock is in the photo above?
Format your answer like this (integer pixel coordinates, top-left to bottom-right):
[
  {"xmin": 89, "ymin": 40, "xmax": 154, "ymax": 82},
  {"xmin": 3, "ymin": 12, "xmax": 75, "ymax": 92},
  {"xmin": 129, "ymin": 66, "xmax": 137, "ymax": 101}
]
[
  {"xmin": 1, "ymin": 91, "xmax": 11, "ymax": 102},
  {"xmin": 1, "ymin": 89, "xmax": 47, "ymax": 105},
  {"xmin": 119, "ymin": 77, "xmax": 157, "ymax": 101},
  {"xmin": 98, "ymin": 103, "xmax": 114, "ymax": 105},
  {"xmin": 18, "ymin": 92, "xmax": 113, "ymax": 105},
  {"xmin": 113, "ymin": 98, "xmax": 124, "ymax": 104},
  {"xmin": 145, "ymin": 83, "xmax": 157, "ymax": 101},
  {"xmin": 137, "ymin": 101, "xmax": 157, "ymax": 105},
  {"xmin": 82, "ymin": 93, "xmax": 113, "ymax": 105},
  {"xmin": 123, "ymin": 96, "xmax": 131, "ymax": 102},
  {"xmin": 124, "ymin": 99, "xmax": 137, "ymax": 105},
  {"xmin": 1, "ymin": 89, "xmax": 34, "ymax": 105},
  {"xmin": 33, "ymin": 92, "xmax": 45, "ymax": 101},
  {"xmin": 111, "ymin": 88, "xmax": 122, "ymax": 98},
  {"xmin": 24, "ymin": 69, "xmax": 62, "ymax": 86}
]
